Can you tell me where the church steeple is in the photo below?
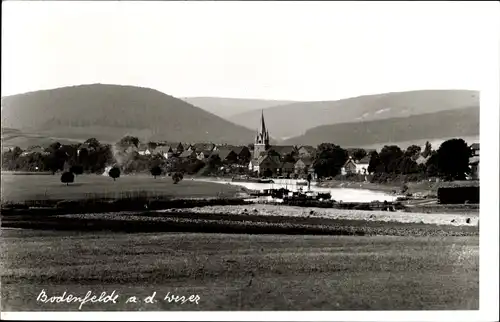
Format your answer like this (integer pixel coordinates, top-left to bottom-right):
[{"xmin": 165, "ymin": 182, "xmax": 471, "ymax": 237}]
[
  {"xmin": 254, "ymin": 110, "xmax": 270, "ymax": 159},
  {"xmin": 259, "ymin": 110, "xmax": 267, "ymax": 137}
]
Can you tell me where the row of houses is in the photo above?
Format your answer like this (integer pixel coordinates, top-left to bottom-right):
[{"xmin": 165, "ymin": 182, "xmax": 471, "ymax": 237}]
[
  {"xmin": 134, "ymin": 142, "xmax": 319, "ymax": 163},
  {"xmin": 248, "ymin": 153, "xmax": 316, "ymax": 179},
  {"xmin": 135, "ymin": 142, "xmax": 252, "ymax": 163}
]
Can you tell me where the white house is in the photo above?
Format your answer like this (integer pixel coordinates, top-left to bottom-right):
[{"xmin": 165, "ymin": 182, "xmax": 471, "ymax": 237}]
[
  {"xmin": 152, "ymin": 146, "xmax": 174, "ymax": 159},
  {"xmin": 197, "ymin": 150, "xmax": 212, "ymax": 161},
  {"xmin": 137, "ymin": 144, "xmax": 152, "ymax": 156},
  {"xmin": 341, "ymin": 156, "xmax": 371, "ymax": 175}
]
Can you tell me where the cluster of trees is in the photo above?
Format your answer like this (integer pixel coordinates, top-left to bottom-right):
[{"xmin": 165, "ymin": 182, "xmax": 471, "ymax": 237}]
[
  {"xmin": 1, "ymin": 138, "xmax": 112, "ymax": 174},
  {"xmin": 312, "ymin": 138, "xmax": 474, "ymax": 183},
  {"xmin": 1, "ymin": 135, "xmax": 235, "ymax": 182}
]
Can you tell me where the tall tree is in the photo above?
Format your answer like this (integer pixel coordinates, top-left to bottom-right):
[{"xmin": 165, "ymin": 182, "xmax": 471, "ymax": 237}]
[
  {"xmin": 398, "ymin": 156, "xmax": 418, "ymax": 174},
  {"xmin": 405, "ymin": 145, "xmax": 422, "ymax": 160},
  {"xmin": 379, "ymin": 145, "xmax": 404, "ymax": 174},
  {"xmin": 44, "ymin": 149, "xmax": 68, "ymax": 174},
  {"xmin": 368, "ymin": 151, "xmax": 381, "ymax": 174},
  {"xmin": 118, "ymin": 136, "xmax": 140, "ymax": 148},
  {"xmin": 313, "ymin": 143, "xmax": 348, "ymax": 178},
  {"xmin": 436, "ymin": 138, "xmax": 471, "ymax": 180},
  {"xmin": 352, "ymin": 149, "xmax": 367, "ymax": 161},
  {"xmin": 84, "ymin": 138, "xmax": 101, "ymax": 150},
  {"xmin": 78, "ymin": 147, "xmax": 89, "ymax": 168},
  {"xmin": 422, "ymin": 141, "xmax": 432, "ymax": 158},
  {"xmin": 426, "ymin": 152, "xmax": 439, "ymax": 177}
]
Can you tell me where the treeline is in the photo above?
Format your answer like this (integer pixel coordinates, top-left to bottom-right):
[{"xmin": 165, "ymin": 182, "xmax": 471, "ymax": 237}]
[
  {"xmin": 313, "ymin": 138, "xmax": 475, "ymax": 183},
  {"xmin": 1, "ymin": 136, "xmax": 244, "ymax": 177},
  {"xmin": 2, "ymin": 139, "xmax": 111, "ymax": 174},
  {"xmin": 2, "ymin": 138, "xmax": 113, "ymax": 174}
]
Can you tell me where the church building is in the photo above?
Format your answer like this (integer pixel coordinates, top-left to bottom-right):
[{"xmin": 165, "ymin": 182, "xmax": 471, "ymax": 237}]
[
  {"xmin": 248, "ymin": 111, "xmax": 316, "ymax": 179},
  {"xmin": 253, "ymin": 110, "xmax": 270, "ymax": 159},
  {"xmin": 248, "ymin": 111, "xmax": 281, "ymax": 176}
]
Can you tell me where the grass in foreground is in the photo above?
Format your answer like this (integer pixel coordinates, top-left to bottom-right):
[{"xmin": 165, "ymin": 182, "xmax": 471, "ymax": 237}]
[{"xmin": 0, "ymin": 230, "xmax": 478, "ymax": 311}]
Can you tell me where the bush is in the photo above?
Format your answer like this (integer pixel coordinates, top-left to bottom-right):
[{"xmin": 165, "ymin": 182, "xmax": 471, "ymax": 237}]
[
  {"xmin": 60, "ymin": 171, "xmax": 75, "ymax": 186},
  {"xmin": 150, "ymin": 166, "xmax": 162, "ymax": 179},
  {"xmin": 109, "ymin": 167, "xmax": 121, "ymax": 181},
  {"xmin": 172, "ymin": 172, "xmax": 184, "ymax": 184}
]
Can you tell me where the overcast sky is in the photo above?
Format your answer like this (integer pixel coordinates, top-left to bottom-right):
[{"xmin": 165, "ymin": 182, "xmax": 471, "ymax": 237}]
[{"xmin": 1, "ymin": 1, "xmax": 496, "ymax": 101}]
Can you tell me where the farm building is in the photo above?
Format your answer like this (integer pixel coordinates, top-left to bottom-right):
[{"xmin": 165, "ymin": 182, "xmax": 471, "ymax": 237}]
[
  {"xmin": 248, "ymin": 154, "xmax": 281, "ymax": 176},
  {"xmin": 341, "ymin": 156, "xmax": 371, "ymax": 175},
  {"xmin": 470, "ymin": 143, "xmax": 479, "ymax": 156},
  {"xmin": 211, "ymin": 148, "xmax": 239, "ymax": 164},
  {"xmin": 294, "ymin": 158, "xmax": 313, "ymax": 177}
]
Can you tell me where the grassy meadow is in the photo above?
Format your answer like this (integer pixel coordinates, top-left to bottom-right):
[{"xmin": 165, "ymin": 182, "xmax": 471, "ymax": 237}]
[
  {"xmin": 1, "ymin": 230, "xmax": 479, "ymax": 311},
  {"xmin": 0, "ymin": 173, "xmax": 246, "ymax": 203}
]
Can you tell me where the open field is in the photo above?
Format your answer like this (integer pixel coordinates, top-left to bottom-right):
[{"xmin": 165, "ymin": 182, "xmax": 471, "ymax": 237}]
[
  {"xmin": 0, "ymin": 230, "xmax": 478, "ymax": 311},
  {"xmin": 0, "ymin": 173, "xmax": 247, "ymax": 203}
]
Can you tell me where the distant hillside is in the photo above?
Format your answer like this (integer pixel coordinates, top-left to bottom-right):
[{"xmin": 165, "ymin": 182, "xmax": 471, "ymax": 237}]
[
  {"xmin": 181, "ymin": 97, "xmax": 297, "ymax": 119},
  {"xmin": 228, "ymin": 90, "xmax": 479, "ymax": 140},
  {"xmin": 1, "ymin": 127, "xmax": 85, "ymax": 149},
  {"xmin": 359, "ymin": 135, "xmax": 480, "ymax": 152},
  {"xmin": 283, "ymin": 107, "xmax": 479, "ymax": 148},
  {"xmin": 1, "ymin": 84, "xmax": 257, "ymax": 145}
]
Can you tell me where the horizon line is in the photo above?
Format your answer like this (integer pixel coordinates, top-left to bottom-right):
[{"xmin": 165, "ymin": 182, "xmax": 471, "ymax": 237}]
[{"xmin": 1, "ymin": 82, "xmax": 481, "ymax": 102}]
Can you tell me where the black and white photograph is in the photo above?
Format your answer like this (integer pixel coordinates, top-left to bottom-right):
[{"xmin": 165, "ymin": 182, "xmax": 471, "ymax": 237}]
[{"xmin": 1, "ymin": 1, "xmax": 499, "ymax": 321}]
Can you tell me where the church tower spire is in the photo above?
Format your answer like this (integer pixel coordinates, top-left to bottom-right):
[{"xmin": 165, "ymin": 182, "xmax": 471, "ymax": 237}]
[
  {"xmin": 254, "ymin": 110, "xmax": 270, "ymax": 159},
  {"xmin": 259, "ymin": 110, "xmax": 267, "ymax": 137}
]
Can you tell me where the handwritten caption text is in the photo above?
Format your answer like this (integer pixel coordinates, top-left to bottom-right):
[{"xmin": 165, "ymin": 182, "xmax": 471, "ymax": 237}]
[{"xmin": 36, "ymin": 290, "xmax": 200, "ymax": 310}]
